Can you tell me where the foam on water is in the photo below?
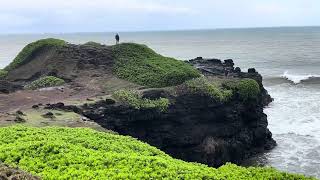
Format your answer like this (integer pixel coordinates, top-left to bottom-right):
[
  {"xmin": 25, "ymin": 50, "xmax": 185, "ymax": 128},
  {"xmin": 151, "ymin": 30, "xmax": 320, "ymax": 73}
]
[
  {"xmin": 261, "ymin": 82, "xmax": 320, "ymax": 178},
  {"xmin": 281, "ymin": 71, "xmax": 320, "ymax": 84}
]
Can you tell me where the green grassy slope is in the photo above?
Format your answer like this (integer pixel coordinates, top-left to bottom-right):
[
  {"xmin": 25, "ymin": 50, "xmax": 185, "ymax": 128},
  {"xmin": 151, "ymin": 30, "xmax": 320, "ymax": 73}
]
[
  {"xmin": 112, "ymin": 43, "xmax": 200, "ymax": 88},
  {"xmin": 4, "ymin": 38, "xmax": 66, "ymax": 72},
  {"xmin": 0, "ymin": 126, "xmax": 314, "ymax": 180},
  {"xmin": 0, "ymin": 69, "xmax": 8, "ymax": 79}
]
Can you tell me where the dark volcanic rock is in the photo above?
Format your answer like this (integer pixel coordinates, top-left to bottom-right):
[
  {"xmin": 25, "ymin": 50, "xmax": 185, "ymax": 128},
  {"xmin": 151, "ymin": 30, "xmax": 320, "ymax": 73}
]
[
  {"xmin": 14, "ymin": 116, "xmax": 26, "ymax": 123},
  {"xmin": 42, "ymin": 112, "xmax": 55, "ymax": 119},
  {"xmin": 81, "ymin": 91, "xmax": 275, "ymax": 167},
  {"xmin": 188, "ymin": 58, "xmax": 273, "ymax": 106},
  {"xmin": 0, "ymin": 164, "xmax": 40, "ymax": 180},
  {"xmin": 78, "ymin": 59, "xmax": 276, "ymax": 167}
]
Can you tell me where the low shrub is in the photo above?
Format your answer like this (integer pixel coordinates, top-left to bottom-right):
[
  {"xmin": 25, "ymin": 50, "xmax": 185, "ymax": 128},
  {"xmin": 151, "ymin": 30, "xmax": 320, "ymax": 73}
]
[
  {"xmin": 185, "ymin": 77, "xmax": 233, "ymax": 103},
  {"xmin": 113, "ymin": 89, "xmax": 170, "ymax": 112},
  {"xmin": 0, "ymin": 126, "xmax": 314, "ymax": 179},
  {"xmin": 25, "ymin": 76, "xmax": 65, "ymax": 90},
  {"xmin": 0, "ymin": 69, "xmax": 8, "ymax": 79},
  {"xmin": 111, "ymin": 43, "xmax": 200, "ymax": 88},
  {"xmin": 237, "ymin": 79, "xmax": 260, "ymax": 100},
  {"xmin": 5, "ymin": 38, "xmax": 66, "ymax": 71}
]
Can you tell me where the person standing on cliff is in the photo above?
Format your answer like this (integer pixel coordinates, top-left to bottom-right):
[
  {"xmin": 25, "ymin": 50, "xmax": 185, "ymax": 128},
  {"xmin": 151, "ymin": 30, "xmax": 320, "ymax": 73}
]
[{"xmin": 115, "ymin": 33, "xmax": 120, "ymax": 44}]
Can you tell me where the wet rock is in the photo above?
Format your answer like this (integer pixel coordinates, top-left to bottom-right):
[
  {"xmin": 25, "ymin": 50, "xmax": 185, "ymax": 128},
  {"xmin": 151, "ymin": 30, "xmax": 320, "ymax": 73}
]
[{"xmin": 32, "ymin": 105, "xmax": 39, "ymax": 109}]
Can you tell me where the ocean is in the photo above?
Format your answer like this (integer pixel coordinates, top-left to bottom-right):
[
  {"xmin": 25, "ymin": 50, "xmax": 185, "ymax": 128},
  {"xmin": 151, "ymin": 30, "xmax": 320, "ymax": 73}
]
[{"xmin": 1, "ymin": 27, "xmax": 320, "ymax": 178}]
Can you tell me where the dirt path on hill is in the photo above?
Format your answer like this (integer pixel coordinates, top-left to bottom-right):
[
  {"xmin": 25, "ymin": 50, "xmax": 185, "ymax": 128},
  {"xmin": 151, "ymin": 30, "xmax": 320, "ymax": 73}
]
[{"xmin": 0, "ymin": 87, "xmax": 96, "ymax": 113}]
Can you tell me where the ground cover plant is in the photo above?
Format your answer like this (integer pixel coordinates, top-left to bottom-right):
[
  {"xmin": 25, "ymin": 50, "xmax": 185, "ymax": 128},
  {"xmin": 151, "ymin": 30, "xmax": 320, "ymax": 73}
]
[
  {"xmin": 25, "ymin": 76, "xmax": 65, "ymax": 90},
  {"xmin": 111, "ymin": 43, "xmax": 200, "ymax": 88},
  {"xmin": 222, "ymin": 78, "xmax": 260, "ymax": 101},
  {"xmin": 4, "ymin": 38, "xmax": 66, "ymax": 71},
  {"xmin": 0, "ymin": 126, "xmax": 314, "ymax": 180},
  {"xmin": 237, "ymin": 78, "xmax": 260, "ymax": 101},
  {"xmin": 113, "ymin": 89, "xmax": 170, "ymax": 112},
  {"xmin": 0, "ymin": 69, "xmax": 8, "ymax": 79}
]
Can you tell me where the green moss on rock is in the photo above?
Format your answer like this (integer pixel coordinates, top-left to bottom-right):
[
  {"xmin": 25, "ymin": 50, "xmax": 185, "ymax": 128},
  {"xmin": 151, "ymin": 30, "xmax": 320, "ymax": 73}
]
[
  {"xmin": 113, "ymin": 89, "xmax": 170, "ymax": 112},
  {"xmin": 185, "ymin": 77, "xmax": 233, "ymax": 103},
  {"xmin": 237, "ymin": 78, "xmax": 260, "ymax": 101},
  {"xmin": 25, "ymin": 76, "xmax": 65, "ymax": 90},
  {"xmin": 112, "ymin": 43, "xmax": 200, "ymax": 88},
  {"xmin": 4, "ymin": 38, "xmax": 66, "ymax": 71},
  {"xmin": 83, "ymin": 41, "xmax": 103, "ymax": 47},
  {"xmin": 0, "ymin": 126, "xmax": 314, "ymax": 180}
]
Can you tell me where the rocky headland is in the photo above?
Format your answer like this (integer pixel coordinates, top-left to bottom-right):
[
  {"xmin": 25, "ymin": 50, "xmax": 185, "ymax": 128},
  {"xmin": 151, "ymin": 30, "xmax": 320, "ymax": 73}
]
[{"xmin": 0, "ymin": 39, "xmax": 311, "ymax": 179}]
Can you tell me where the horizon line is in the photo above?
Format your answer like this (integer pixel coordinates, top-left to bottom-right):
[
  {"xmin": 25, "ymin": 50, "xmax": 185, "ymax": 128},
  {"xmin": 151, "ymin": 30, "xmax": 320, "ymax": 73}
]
[{"xmin": 1, "ymin": 25, "xmax": 320, "ymax": 35}]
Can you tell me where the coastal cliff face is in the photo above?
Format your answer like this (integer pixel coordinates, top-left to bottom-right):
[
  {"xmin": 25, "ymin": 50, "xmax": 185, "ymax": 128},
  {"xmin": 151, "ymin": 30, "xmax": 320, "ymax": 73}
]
[{"xmin": 79, "ymin": 58, "xmax": 276, "ymax": 167}]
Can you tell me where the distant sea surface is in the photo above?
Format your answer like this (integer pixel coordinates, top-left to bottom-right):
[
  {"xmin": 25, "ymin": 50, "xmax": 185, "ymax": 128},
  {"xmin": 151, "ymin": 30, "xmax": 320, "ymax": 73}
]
[{"xmin": 1, "ymin": 27, "xmax": 320, "ymax": 178}]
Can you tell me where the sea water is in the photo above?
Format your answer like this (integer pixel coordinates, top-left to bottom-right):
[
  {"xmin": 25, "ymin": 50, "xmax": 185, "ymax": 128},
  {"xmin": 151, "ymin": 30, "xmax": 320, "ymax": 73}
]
[{"xmin": 1, "ymin": 27, "xmax": 320, "ymax": 178}]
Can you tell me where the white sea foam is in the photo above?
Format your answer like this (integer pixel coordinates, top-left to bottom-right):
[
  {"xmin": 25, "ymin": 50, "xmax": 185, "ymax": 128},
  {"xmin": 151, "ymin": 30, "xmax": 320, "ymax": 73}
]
[{"xmin": 281, "ymin": 71, "xmax": 320, "ymax": 84}]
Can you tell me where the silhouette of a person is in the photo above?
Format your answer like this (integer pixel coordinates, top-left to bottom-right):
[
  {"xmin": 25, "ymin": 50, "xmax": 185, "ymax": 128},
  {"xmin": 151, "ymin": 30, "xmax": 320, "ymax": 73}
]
[{"xmin": 115, "ymin": 33, "xmax": 120, "ymax": 44}]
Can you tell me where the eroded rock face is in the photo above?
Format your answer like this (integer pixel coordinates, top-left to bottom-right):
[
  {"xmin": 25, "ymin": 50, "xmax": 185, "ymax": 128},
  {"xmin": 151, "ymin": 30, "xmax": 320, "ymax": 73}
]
[
  {"xmin": 80, "ymin": 93, "xmax": 275, "ymax": 167},
  {"xmin": 77, "ymin": 58, "xmax": 276, "ymax": 167},
  {"xmin": 5, "ymin": 44, "xmax": 114, "ymax": 83},
  {"xmin": 0, "ymin": 81, "xmax": 22, "ymax": 94}
]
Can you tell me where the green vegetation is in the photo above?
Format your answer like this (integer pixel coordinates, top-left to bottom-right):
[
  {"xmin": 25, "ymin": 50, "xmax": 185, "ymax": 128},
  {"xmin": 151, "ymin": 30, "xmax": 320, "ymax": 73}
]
[
  {"xmin": 185, "ymin": 77, "xmax": 233, "ymax": 103},
  {"xmin": 4, "ymin": 38, "xmax": 66, "ymax": 71},
  {"xmin": 0, "ymin": 69, "xmax": 8, "ymax": 79},
  {"xmin": 25, "ymin": 76, "xmax": 65, "ymax": 90},
  {"xmin": 113, "ymin": 89, "xmax": 170, "ymax": 112},
  {"xmin": 237, "ymin": 79, "xmax": 260, "ymax": 100},
  {"xmin": 0, "ymin": 126, "xmax": 314, "ymax": 180},
  {"xmin": 223, "ymin": 78, "xmax": 260, "ymax": 101},
  {"xmin": 83, "ymin": 41, "xmax": 103, "ymax": 47},
  {"xmin": 112, "ymin": 43, "xmax": 200, "ymax": 88}
]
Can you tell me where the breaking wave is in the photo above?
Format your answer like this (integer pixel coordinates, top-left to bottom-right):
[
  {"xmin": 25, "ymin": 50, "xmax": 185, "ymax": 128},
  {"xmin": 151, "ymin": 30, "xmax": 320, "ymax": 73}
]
[{"xmin": 281, "ymin": 71, "xmax": 320, "ymax": 84}]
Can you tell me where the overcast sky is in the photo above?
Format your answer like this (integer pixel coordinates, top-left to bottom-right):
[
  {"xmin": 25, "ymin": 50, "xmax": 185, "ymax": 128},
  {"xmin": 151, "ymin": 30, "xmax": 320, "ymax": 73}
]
[{"xmin": 1, "ymin": 0, "xmax": 319, "ymax": 33}]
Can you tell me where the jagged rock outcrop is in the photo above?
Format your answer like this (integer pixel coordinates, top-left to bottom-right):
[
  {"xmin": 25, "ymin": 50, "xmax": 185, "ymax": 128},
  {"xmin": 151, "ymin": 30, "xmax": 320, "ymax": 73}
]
[
  {"xmin": 188, "ymin": 57, "xmax": 273, "ymax": 106},
  {"xmin": 71, "ymin": 58, "xmax": 276, "ymax": 167},
  {"xmin": 0, "ymin": 164, "xmax": 40, "ymax": 180}
]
